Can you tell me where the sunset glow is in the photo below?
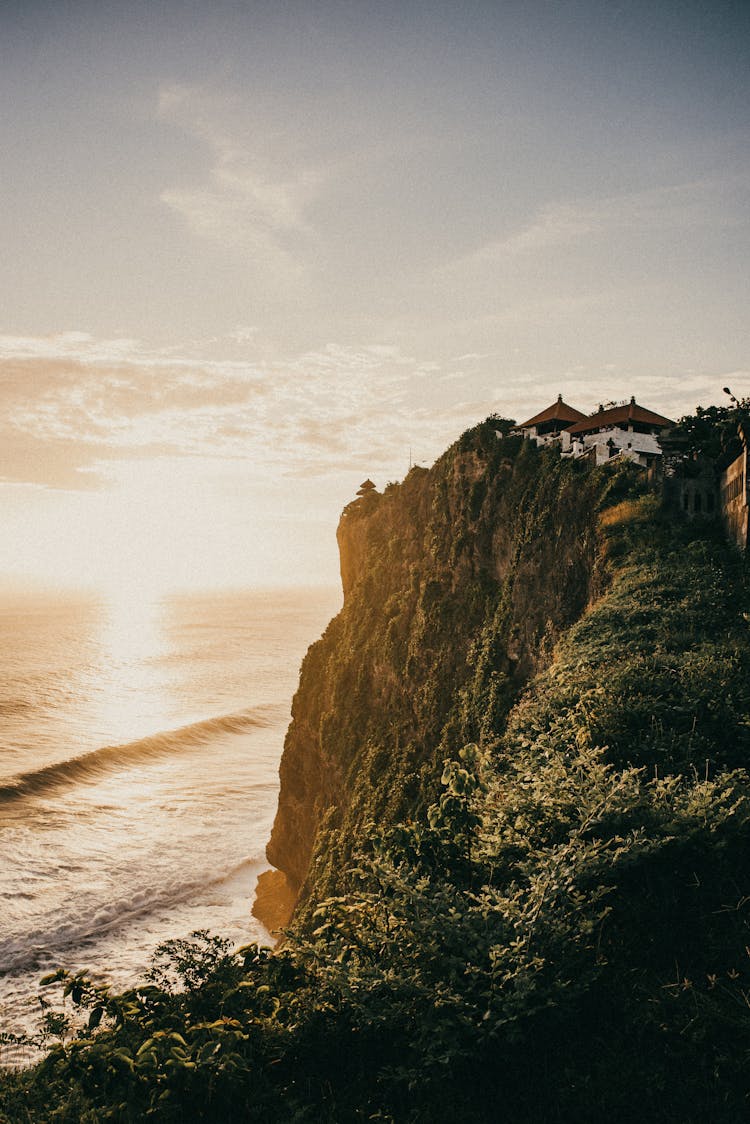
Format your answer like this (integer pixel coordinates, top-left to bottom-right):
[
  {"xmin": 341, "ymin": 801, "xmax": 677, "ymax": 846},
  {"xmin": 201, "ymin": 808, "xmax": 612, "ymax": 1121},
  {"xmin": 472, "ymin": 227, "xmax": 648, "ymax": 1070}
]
[
  {"xmin": 2, "ymin": 4, "xmax": 750, "ymax": 1112},
  {"xmin": 1, "ymin": 2, "xmax": 748, "ymax": 592}
]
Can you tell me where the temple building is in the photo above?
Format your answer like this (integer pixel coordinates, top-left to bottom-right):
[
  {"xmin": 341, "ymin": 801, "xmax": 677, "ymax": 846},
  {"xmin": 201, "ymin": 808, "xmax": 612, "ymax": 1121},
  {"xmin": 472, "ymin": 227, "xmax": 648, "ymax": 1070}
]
[
  {"xmin": 564, "ymin": 398, "xmax": 674, "ymax": 467},
  {"xmin": 514, "ymin": 395, "xmax": 587, "ymax": 446},
  {"xmin": 516, "ymin": 395, "xmax": 674, "ymax": 467}
]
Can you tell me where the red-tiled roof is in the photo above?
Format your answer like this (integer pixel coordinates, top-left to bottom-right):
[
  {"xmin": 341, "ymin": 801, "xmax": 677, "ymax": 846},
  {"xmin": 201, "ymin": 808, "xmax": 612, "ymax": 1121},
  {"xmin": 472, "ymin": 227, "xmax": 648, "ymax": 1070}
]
[
  {"xmin": 568, "ymin": 398, "xmax": 674, "ymax": 435},
  {"xmin": 518, "ymin": 395, "xmax": 588, "ymax": 429}
]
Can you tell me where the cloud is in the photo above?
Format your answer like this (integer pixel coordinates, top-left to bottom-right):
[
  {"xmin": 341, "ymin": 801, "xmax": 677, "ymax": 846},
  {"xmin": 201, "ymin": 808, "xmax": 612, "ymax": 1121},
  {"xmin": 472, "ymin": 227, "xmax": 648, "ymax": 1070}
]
[
  {"xmin": 0, "ymin": 331, "xmax": 141, "ymax": 363},
  {"xmin": 157, "ymin": 83, "xmax": 325, "ymax": 279},
  {"xmin": 0, "ymin": 332, "xmax": 464, "ymax": 491},
  {"xmin": 477, "ymin": 204, "xmax": 597, "ymax": 261},
  {"xmin": 446, "ymin": 172, "xmax": 750, "ymax": 271}
]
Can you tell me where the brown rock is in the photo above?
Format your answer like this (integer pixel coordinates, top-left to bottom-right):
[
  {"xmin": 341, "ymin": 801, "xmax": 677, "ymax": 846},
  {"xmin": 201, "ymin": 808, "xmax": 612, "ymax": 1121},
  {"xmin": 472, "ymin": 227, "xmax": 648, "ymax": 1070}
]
[{"xmin": 252, "ymin": 868, "xmax": 297, "ymax": 941}]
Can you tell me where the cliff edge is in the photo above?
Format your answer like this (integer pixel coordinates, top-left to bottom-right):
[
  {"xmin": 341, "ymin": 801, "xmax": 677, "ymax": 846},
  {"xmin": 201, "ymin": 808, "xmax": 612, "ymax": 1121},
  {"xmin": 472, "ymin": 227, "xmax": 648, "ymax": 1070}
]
[{"xmin": 256, "ymin": 421, "xmax": 639, "ymax": 929}]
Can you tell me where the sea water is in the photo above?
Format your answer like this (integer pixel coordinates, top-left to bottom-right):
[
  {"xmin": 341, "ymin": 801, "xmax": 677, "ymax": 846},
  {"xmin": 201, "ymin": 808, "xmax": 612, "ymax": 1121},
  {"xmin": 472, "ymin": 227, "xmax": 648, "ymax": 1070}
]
[{"xmin": 0, "ymin": 587, "xmax": 339, "ymax": 1053}]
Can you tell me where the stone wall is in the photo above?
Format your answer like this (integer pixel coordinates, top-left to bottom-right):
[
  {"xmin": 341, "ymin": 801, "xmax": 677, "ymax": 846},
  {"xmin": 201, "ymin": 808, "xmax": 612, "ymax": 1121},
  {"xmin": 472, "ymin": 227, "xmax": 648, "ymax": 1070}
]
[{"xmin": 720, "ymin": 440, "xmax": 748, "ymax": 550}]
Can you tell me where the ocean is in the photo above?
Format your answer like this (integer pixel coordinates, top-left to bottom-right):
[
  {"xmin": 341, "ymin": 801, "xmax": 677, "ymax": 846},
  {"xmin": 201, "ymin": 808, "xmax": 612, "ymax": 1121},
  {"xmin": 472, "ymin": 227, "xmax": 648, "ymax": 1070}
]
[{"xmin": 0, "ymin": 586, "xmax": 340, "ymax": 1053}]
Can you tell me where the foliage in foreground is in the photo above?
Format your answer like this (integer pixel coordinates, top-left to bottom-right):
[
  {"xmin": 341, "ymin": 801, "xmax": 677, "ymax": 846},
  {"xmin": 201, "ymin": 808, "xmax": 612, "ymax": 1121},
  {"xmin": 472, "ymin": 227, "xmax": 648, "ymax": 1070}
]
[
  {"xmin": 3, "ymin": 755, "xmax": 750, "ymax": 1122},
  {"xmin": 3, "ymin": 498, "xmax": 750, "ymax": 1122}
]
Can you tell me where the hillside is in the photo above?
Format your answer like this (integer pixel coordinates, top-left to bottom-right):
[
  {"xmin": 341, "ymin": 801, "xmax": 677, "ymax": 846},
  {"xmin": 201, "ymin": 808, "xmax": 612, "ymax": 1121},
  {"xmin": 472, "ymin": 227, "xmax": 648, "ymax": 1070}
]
[{"xmin": 3, "ymin": 421, "xmax": 750, "ymax": 1123}]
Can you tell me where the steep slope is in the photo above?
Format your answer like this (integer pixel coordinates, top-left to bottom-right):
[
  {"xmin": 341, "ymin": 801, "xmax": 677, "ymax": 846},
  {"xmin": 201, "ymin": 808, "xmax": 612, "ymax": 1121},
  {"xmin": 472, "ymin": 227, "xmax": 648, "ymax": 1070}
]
[
  {"xmin": 290, "ymin": 497, "xmax": 750, "ymax": 1121},
  {"xmin": 260, "ymin": 421, "xmax": 644, "ymax": 923}
]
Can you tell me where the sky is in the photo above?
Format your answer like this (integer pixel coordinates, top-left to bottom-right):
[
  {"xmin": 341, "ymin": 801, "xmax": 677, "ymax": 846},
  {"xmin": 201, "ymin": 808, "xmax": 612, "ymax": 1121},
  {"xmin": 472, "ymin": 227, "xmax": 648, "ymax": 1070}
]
[{"xmin": 1, "ymin": 0, "xmax": 748, "ymax": 592}]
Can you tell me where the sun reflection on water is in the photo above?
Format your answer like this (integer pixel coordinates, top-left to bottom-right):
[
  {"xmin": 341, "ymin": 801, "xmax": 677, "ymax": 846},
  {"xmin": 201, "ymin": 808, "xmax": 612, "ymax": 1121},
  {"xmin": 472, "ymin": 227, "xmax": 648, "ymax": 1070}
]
[{"xmin": 85, "ymin": 588, "xmax": 176, "ymax": 749}]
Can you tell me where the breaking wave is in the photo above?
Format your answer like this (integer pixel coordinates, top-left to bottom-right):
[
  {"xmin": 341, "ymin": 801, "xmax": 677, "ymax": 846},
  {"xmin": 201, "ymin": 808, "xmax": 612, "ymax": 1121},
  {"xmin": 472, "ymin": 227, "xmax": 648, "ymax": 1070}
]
[{"xmin": 0, "ymin": 708, "xmax": 280, "ymax": 805}]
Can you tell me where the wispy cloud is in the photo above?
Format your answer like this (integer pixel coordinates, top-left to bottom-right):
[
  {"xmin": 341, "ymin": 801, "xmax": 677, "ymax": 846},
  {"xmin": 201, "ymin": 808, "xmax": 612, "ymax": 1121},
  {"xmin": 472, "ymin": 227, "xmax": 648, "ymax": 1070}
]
[
  {"xmin": 446, "ymin": 172, "xmax": 750, "ymax": 271},
  {"xmin": 477, "ymin": 203, "xmax": 596, "ymax": 261},
  {"xmin": 157, "ymin": 83, "xmax": 325, "ymax": 279},
  {"xmin": 0, "ymin": 332, "xmax": 462, "ymax": 490}
]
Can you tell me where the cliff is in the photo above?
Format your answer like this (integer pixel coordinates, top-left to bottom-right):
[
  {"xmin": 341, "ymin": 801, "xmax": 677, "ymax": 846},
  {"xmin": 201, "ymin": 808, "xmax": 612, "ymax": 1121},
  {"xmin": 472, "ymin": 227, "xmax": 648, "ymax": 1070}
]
[{"xmin": 260, "ymin": 421, "xmax": 643, "ymax": 926}]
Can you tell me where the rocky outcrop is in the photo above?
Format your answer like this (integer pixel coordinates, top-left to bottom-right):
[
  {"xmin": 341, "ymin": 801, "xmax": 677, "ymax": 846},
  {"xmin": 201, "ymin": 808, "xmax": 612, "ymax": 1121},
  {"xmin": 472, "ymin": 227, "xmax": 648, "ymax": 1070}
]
[{"xmin": 252, "ymin": 869, "xmax": 296, "ymax": 937}]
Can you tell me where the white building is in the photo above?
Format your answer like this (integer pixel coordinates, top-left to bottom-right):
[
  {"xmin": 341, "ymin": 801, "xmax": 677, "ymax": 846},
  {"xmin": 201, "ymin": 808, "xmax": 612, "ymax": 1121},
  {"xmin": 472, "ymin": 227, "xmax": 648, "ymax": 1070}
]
[{"xmin": 564, "ymin": 398, "xmax": 674, "ymax": 467}]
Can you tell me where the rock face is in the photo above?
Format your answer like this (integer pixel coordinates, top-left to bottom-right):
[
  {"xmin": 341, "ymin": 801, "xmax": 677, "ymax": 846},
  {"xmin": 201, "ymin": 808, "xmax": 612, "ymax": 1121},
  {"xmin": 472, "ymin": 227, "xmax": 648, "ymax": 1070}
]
[
  {"xmin": 260, "ymin": 422, "xmax": 637, "ymax": 925},
  {"xmin": 251, "ymin": 869, "xmax": 297, "ymax": 937}
]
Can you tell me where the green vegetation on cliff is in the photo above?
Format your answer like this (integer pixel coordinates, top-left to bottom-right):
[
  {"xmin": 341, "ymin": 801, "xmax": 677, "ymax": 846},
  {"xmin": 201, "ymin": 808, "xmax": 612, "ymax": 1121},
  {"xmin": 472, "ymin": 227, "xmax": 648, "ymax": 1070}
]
[
  {"xmin": 3, "ymin": 423, "xmax": 750, "ymax": 1122},
  {"xmin": 268, "ymin": 424, "xmax": 641, "ymax": 918}
]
